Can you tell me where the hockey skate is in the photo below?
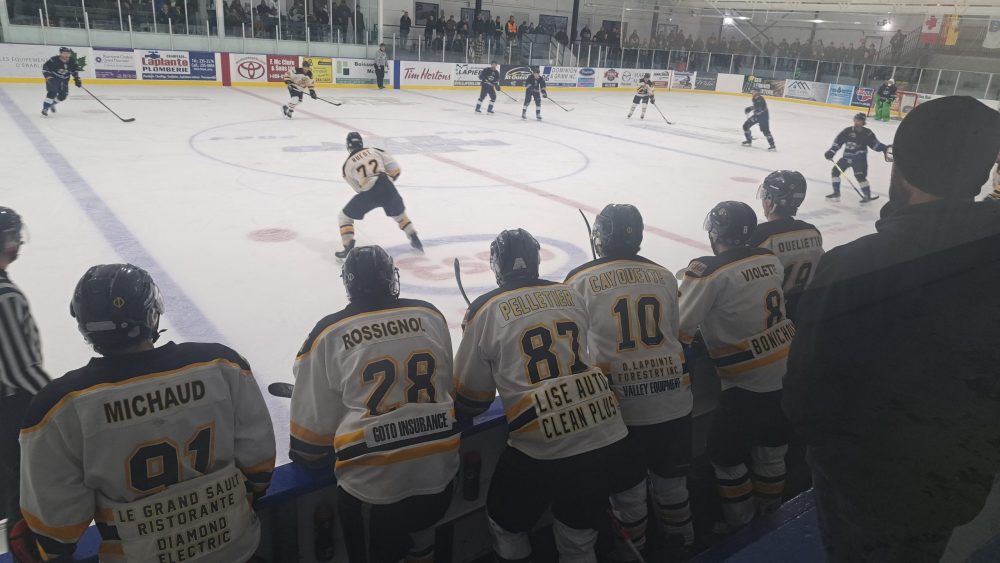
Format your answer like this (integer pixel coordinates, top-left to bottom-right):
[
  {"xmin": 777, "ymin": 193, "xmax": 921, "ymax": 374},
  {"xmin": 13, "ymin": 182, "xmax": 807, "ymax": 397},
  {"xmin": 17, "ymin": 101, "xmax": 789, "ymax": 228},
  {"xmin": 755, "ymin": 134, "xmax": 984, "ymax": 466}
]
[
  {"xmin": 487, "ymin": 108, "xmax": 495, "ymax": 114},
  {"xmin": 475, "ymin": 107, "xmax": 482, "ymax": 113},
  {"xmin": 282, "ymin": 105, "xmax": 293, "ymax": 119},
  {"xmin": 50, "ymin": 103, "xmax": 56, "ymax": 114},
  {"xmin": 536, "ymin": 114, "xmax": 542, "ymax": 120},
  {"xmin": 741, "ymin": 140, "xmax": 752, "ymax": 147},
  {"xmin": 335, "ymin": 240, "xmax": 356, "ymax": 260},
  {"xmin": 825, "ymin": 192, "xmax": 841, "ymax": 201},
  {"xmin": 767, "ymin": 146, "xmax": 777, "ymax": 152},
  {"xmin": 409, "ymin": 233, "xmax": 424, "ymax": 252},
  {"xmin": 860, "ymin": 194, "xmax": 880, "ymax": 203},
  {"xmin": 521, "ymin": 112, "xmax": 527, "ymax": 120},
  {"xmin": 41, "ymin": 107, "xmax": 49, "ymax": 117}
]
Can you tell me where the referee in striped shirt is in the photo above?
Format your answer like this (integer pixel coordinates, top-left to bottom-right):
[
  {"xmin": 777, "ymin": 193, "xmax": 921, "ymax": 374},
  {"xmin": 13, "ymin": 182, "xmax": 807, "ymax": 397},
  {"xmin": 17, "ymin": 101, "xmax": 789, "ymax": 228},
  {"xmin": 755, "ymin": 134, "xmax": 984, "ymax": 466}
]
[{"xmin": 0, "ymin": 207, "xmax": 49, "ymax": 549}]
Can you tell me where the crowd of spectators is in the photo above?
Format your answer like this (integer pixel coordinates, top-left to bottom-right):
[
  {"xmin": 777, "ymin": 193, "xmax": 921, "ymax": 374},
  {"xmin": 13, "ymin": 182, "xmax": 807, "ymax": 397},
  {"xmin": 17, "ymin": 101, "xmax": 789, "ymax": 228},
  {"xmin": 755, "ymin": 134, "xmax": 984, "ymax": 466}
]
[{"xmin": 398, "ymin": 10, "xmax": 568, "ymax": 55}]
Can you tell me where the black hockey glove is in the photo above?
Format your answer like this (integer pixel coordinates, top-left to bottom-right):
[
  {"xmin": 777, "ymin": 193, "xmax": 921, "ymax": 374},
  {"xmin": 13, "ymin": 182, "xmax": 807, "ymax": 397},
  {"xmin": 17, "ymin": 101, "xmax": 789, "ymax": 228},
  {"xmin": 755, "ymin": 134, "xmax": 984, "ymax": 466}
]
[
  {"xmin": 74, "ymin": 77, "xmax": 82, "ymax": 87},
  {"xmin": 650, "ymin": 96, "xmax": 656, "ymax": 104},
  {"xmin": 745, "ymin": 106, "xmax": 753, "ymax": 115},
  {"xmin": 310, "ymin": 89, "xmax": 317, "ymax": 99},
  {"xmin": 542, "ymin": 90, "xmax": 547, "ymax": 98},
  {"xmin": 284, "ymin": 79, "xmax": 291, "ymax": 86},
  {"xmin": 824, "ymin": 150, "xmax": 835, "ymax": 161}
]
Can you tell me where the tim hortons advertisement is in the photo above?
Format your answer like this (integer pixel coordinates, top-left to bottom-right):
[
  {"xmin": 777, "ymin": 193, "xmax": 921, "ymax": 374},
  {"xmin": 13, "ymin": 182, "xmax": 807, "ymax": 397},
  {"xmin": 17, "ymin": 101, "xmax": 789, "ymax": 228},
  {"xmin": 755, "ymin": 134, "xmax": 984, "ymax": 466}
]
[
  {"xmin": 401, "ymin": 62, "xmax": 453, "ymax": 86},
  {"xmin": 454, "ymin": 63, "xmax": 489, "ymax": 86}
]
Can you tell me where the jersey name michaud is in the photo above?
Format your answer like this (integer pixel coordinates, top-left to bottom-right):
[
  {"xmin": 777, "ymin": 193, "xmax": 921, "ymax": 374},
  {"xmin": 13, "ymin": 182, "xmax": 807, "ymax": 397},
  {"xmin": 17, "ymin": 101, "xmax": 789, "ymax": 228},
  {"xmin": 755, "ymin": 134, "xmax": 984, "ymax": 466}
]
[
  {"xmin": 342, "ymin": 316, "xmax": 426, "ymax": 350},
  {"xmin": 104, "ymin": 380, "xmax": 207, "ymax": 424},
  {"xmin": 740, "ymin": 263, "xmax": 779, "ymax": 282}
]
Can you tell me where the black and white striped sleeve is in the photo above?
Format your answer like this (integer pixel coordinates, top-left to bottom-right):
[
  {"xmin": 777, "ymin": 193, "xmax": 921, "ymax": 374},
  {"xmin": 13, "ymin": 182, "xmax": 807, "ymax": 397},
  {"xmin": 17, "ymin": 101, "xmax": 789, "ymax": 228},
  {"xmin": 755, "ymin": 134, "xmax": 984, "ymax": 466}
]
[{"xmin": 0, "ymin": 290, "xmax": 50, "ymax": 394}]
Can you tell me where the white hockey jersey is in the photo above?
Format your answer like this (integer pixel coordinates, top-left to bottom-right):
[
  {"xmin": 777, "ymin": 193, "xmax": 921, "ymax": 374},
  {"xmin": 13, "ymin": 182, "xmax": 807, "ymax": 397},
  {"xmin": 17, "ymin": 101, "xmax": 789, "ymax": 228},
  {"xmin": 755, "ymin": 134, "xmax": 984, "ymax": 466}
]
[
  {"xmin": 19, "ymin": 342, "xmax": 276, "ymax": 562},
  {"xmin": 455, "ymin": 279, "xmax": 627, "ymax": 460},
  {"xmin": 678, "ymin": 248, "xmax": 793, "ymax": 393},
  {"xmin": 748, "ymin": 218, "xmax": 824, "ymax": 297},
  {"xmin": 283, "ymin": 67, "xmax": 315, "ymax": 90},
  {"xmin": 290, "ymin": 299, "xmax": 459, "ymax": 505},
  {"xmin": 341, "ymin": 147, "xmax": 402, "ymax": 193},
  {"xmin": 564, "ymin": 256, "xmax": 691, "ymax": 426}
]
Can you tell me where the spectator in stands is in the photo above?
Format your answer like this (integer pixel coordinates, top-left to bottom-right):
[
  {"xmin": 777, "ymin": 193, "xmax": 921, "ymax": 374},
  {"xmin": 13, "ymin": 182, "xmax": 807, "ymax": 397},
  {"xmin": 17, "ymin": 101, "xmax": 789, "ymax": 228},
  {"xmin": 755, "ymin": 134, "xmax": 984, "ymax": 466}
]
[
  {"xmin": 494, "ymin": 16, "xmax": 502, "ymax": 40},
  {"xmin": 555, "ymin": 28, "xmax": 568, "ymax": 45},
  {"xmin": 505, "ymin": 15, "xmax": 516, "ymax": 40},
  {"xmin": 399, "ymin": 10, "xmax": 411, "ymax": 47},
  {"xmin": 890, "ymin": 29, "xmax": 905, "ymax": 59},
  {"xmin": 446, "ymin": 14, "xmax": 456, "ymax": 45},
  {"xmin": 594, "ymin": 27, "xmax": 605, "ymax": 45},
  {"xmin": 434, "ymin": 14, "xmax": 446, "ymax": 47},
  {"xmin": 777, "ymin": 38, "xmax": 789, "ymax": 57},
  {"xmin": 784, "ymin": 96, "xmax": 1000, "ymax": 563},
  {"xmin": 627, "ymin": 29, "xmax": 640, "ymax": 47},
  {"xmin": 224, "ymin": 0, "xmax": 243, "ymax": 28},
  {"xmin": 312, "ymin": 1, "xmax": 328, "ymax": 25},
  {"xmin": 423, "ymin": 14, "xmax": 435, "ymax": 47},
  {"xmin": 334, "ymin": 0, "xmax": 350, "ymax": 38},
  {"xmin": 693, "ymin": 36, "xmax": 704, "ymax": 52},
  {"xmin": 354, "ymin": 8, "xmax": 365, "ymax": 42},
  {"xmin": 866, "ymin": 42, "xmax": 877, "ymax": 62},
  {"xmin": 287, "ymin": 0, "xmax": 304, "ymax": 23},
  {"xmin": 458, "ymin": 16, "xmax": 469, "ymax": 41},
  {"xmin": 580, "ymin": 24, "xmax": 591, "ymax": 42}
]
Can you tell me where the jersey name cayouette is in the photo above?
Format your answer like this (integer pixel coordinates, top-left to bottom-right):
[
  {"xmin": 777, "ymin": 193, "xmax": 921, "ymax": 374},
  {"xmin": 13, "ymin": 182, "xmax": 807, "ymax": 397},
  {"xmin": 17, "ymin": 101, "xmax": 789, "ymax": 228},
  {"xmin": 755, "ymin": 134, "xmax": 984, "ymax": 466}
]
[
  {"xmin": 679, "ymin": 248, "xmax": 793, "ymax": 393},
  {"xmin": 748, "ymin": 218, "xmax": 824, "ymax": 298},
  {"xmin": 291, "ymin": 299, "xmax": 459, "ymax": 505},
  {"xmin": 455, "ymin": 279, "xmax": 627, "ymax": 460},
  {"xmin": 18, "ymin": 342, "xmax": 276, "ymax": 562},
  {"xmin": 341, "ymin": 147, "xmax": 402, "ymax": 193},
  {"xmin": 565, "ymin": 256, "xmax": 691, "ymax": 426}
]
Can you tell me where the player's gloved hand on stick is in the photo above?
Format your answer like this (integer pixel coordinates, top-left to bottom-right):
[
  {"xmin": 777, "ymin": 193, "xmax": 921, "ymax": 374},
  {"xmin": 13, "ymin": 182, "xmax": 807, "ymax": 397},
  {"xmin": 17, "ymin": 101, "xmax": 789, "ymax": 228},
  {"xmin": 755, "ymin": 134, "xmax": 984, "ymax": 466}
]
[
  {"xmin": 284, "ymin": 80, "xmax": 291, "ymax": 85},
  {"xmin": 74, "ymin": 77, "xmax": 82, "ymax": 87},
  {"xmin": 650, "ymin": 96, "xmax": 656, "ymax": 104},
  {"xmin": 310, "ymin": 89, "xmax": 317, "ymax": 99},
  {"xmin": 542, "ymin": 91, "xmax": 547, "ymax": 98},
  {"xmin": 745, "ymin": 106, "xmax": 753, "ymax": 115},
  {"xmin": 824, "ymin": 150, "xmax": 835, "ymax": 161}
]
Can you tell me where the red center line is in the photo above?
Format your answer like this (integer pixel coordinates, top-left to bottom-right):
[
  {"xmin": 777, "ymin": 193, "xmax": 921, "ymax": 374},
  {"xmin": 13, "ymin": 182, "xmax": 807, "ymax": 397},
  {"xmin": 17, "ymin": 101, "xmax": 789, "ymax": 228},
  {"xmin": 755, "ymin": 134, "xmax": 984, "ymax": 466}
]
[{"xmin": 233, "ymin": 88, "xmax": 710, "ymax": 252}]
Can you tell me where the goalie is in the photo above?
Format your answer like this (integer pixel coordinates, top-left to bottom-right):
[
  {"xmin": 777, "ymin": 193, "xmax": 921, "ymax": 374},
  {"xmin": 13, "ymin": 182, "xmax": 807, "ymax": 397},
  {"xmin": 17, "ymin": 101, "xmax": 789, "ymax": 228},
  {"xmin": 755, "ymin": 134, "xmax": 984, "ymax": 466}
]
[{"xmin": 872, "ymin": 79, "xmax": 897, "ymax": 122}]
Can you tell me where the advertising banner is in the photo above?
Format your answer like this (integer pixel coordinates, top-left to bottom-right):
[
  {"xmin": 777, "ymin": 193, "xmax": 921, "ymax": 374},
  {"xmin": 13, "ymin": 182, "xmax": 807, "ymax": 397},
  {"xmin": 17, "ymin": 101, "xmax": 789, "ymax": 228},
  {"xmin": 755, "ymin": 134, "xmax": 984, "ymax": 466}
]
[
  {"xmin": 695, "ymin": 75, "xmax": 718, "ymax": 91},
  {"xmin": 826, "ymin": 84, "xmax": 855, "ymax": 106},
  {"xmin": 743, "ymin": 75, "xmax": 785, "ymax": 97},
  {"xmin": 230, "ymin": 54, "xmax": 268, "ymax": 82},
  {"xmin": 335, "ymin": 58, "xmax": 390, "ymax": 86},
  {"xmin": 784, "ymin": 79, "xmax": 830, "ymax": 102},
  {"xmin": 543, "ymin": 66, "xmax": 578, "ymax": 87},
  {"xmin": 671, "ymin": 71, "xmax": 695, "ymax": 90},
  {"xmin": 851, "ymin": 86, "xmax": 876, "ymax": 109},
  {"xmin": 140, "ymin": 50, "xmax": 216, "ymax": 81},
  {"xmin": 649, "ymin": 69, "xmax": 671, "ymax": 88},
  {"xmin": 454, "ymin": 63, "xmax": 489, "ymax": 86},
  {"xmin": 267, "ymin": 55, "xmax": 298, "ymax": 82},
  {"xmin": 600, "ymin": 68, "xmax": 621, "ymax": 88},
  {"xmin": 618, "ymin": 69, "xmax": 650, "ymax": 88},
  {"xmin": 577, "ymin": 67, "xmax": 596, "ymax": 87},
  {"xmin": 400, "ymin": 61, "xmax": 453, "ymax": 86},
  {"xmin": 93, "ymin": 47, "xmax": 135, "ymax": 79},
  {"xmin": 303, "ymin": 56, "xmax": 333, "ymax": 83},
  {"xmin": 0, "ymin": 44, "xmax": 88, "ymax": 78},
  {"xmin": 500, "ymin": 64, "xmax": 532, "ymax": 87}
]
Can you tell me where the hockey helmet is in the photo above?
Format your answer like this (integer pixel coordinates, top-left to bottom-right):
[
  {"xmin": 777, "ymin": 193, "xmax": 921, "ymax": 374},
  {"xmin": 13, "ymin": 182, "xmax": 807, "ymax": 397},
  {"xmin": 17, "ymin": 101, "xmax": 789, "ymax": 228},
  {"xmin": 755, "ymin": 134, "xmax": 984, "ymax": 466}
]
[
  {"xmin": 888, "ymin": 78, "xmax": 895, "ymax": 85},
  {"xmin": 59, "ymin": 46, "xmax": 72, "ymax": 54},
  {"xmin": 757, "ymin": 170, "xmax": 807, "ymax": 214},
  {"xmin": 71, "ymin": 264, "xmax": 163, "ymax": 354},
  {"xmin": 854, "ymin": 112, "xmax": 867, "ymax": 124},
  {"xmin": 346, "ymin": 132, "xmax": 364, "ymax": 152},
  {"xmin": 342, "ymin": 245, "xmax": 400, "ymax": 303},
  {"xmin": 593, "ymin": 204, "xmax": 643, "ymax": 258},
  {"xmin": 0, "ymin": 207, "xmax": 23, "ymax": 245},
  {"xmin": 704, "ymin": 201, "xmax": 757, "ymax": 247},
  {"xmin": 301, "ymin": 60, "xmax": 312, "ymax": 67},
  {"xmin": 490, "ymin": 229, "xmax": 541, "ymax": 286}
]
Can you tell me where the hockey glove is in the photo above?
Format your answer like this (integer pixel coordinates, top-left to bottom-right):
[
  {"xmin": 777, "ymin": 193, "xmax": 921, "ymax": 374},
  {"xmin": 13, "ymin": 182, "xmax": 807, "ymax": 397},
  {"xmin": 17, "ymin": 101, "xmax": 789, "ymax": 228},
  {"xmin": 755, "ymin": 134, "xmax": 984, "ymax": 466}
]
[
  {"xmin": 284, "ymin": 80, "xmax": 291, "ymax": 86},
  {"xmin": 542, "ymin": 91, "xmax": 547, "ymax": 98},
  {"xmin": 74, "ymin": 77, "xmax": 82, "ymax": 88},
  {"xmin": 9, "ymin": 519, "xmax": 44, "ymax": 563},
  {"xmin": 650, "ymin": 96, "xmax": 656, "ymax": 104},
  {"xmin": 824, "ymin": 150, "xmax": 835, "ymax": 161},
  {"xmin": 745, "ymin": 106, "xmax": 753, "ymax": 115},
  {"xmin": 310, "ymin": 89, "xmax": 317, "ymax": 99}
]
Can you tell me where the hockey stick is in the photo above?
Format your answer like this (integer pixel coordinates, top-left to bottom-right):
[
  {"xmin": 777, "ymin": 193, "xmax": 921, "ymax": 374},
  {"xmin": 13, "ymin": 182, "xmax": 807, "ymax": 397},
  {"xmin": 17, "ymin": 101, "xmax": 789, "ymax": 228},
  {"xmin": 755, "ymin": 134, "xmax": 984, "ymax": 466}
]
[
  {"xmin": 579, "ymin": 209, "xmax": 596, "ymax": 259},
  {"xmin": 289, "ymin": 84, "xmax": 343, "ymax": 106},
  {"xmin": 81, "ymin": 86, "xmax": 135, "ymax": 122},
  {"xmin": 498, "ymin": 88, "xmax": 518, "ymax": 102},
  {"xmin": 453, "ymin": 259, "xmax": 471, "ymax": 306},
  {"xmin": 830, "ymin": 160, "xmax": 873, "ymax": 202},
  {"xmin": 545, "ymin": 95, "xmax": 574, "ymax": 112},
  {"xmin": 608, "ymin": 510, "xmax": 648, "ymax": 563},
  {"xmin": 268, "ymin": 382, "xmax": 294, "ymax": 398},
  {"xmin": 651, "ymin": 101, "xmax": 673, "ymax": 125}
]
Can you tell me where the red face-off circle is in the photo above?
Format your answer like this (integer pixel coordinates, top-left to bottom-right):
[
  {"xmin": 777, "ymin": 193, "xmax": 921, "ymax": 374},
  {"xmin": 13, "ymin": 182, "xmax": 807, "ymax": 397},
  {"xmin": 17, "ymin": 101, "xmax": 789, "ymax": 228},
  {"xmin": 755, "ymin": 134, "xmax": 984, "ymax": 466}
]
[{"xmin": 248, "ymin": 228, "xmax": 297, "ymax": 242}]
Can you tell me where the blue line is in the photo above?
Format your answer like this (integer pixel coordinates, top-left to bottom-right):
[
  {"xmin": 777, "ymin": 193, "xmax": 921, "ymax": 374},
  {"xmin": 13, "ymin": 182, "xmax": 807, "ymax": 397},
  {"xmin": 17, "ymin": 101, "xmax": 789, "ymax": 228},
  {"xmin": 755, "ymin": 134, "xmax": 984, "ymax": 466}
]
[{"xmin": 0, "ymin": 87, "xmax": 225, "ymax": 345}]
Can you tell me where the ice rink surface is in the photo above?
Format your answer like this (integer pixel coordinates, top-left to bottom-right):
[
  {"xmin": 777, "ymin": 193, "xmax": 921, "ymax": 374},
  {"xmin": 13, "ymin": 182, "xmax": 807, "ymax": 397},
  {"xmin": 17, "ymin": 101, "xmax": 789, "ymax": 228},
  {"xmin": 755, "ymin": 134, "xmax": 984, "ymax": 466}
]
[{"xmin": 0, "ymin": 83, "xmax": 905, "ymax": 461}]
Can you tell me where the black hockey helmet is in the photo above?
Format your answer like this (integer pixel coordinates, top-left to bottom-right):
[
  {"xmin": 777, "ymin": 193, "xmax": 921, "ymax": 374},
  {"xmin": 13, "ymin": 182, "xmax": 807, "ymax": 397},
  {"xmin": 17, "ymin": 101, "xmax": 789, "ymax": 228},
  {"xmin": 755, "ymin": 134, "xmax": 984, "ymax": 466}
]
[
  {"xmin": 593, "ymin": 204, "xmax": 643, "ymax": 258},
  {"xmin": 854, "ymin": 112, "xmax": 867, "ymax": 124},
  {"xmin": 532, "ymin": 66, "xmax": 541, "ymax": 74},
  {"xmin": 346, "ymin": 131, "xmax": 364, "ymax": 152},
  {"xmin": 704, "ymin": 201, "xmax": 757, "ymax": 247},
  {"xmin": 757, "ymin": 170, "xmax": 807, "ymax": 215},
  {"xmin": 59, "ymin": 46, "xmax": 72, "ymax": 54},
  {"xmin": 490, "ymin": 229, "xmax": 541, "ymax": 286},
  {"xmin": 341, "ymin": 245, "xmax": 400, "ymax": 303},
  {"xmin": 70, "ymin": 264, "xmax": 163, "ymax": 354},
  {"xmin": 0, "ymin": 207, "xmax": 23, "ymax": 245},
  {"xmin": 301, "ymin": 59, "xmax": 312, "ymax": 67}
]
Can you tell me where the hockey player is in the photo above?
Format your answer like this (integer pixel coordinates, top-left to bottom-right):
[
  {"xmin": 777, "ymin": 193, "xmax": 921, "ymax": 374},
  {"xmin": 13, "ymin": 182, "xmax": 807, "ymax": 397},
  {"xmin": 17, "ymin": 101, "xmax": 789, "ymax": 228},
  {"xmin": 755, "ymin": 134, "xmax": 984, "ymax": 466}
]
[
  {"xmin": 41, "ymin": 47, "xmax": 81, "ymax": 116},
  {"xmin": 282, "ymin": 59, "xmax": 316, "ymax": 118},
  {"xmin": 679, "ymin": 202, "xmax": 792, "ymax": 535},
  {"xmin": 564, "ymin": 205, "xmax": 695, "ymax": 556},
  {"xmin": 475, "ymin": 61, "xmax": 501, "ymax": 114},
  {"xmin": 18, "ymin": 264, "xmax": 275, "ymax": 562},
  {"xmin": 824, "ymin": 112, "xmax": 888, "ymax": 202},
  {"xmin": 290, "ymin": 246, "xmax": 458, "ymax": 563},
  {"xmin": 522, "ymin": 67, "xmax": 547, "ymax": 120},
  {"xmin": 627, "ymin": 73, "xmax": 655, "ymax": 119},
  {"xmin": 873, "ymin": 78, "xmax": 897, "ymax": 122},
  {"xmin": 455, "ymin": 229, "xmax": 630, "ymax": 563},
  {"xmin": 337, "ymin": 132, "xmax": 422, "ymax": 259},
  {"xmin": 742, "ymin": 88, "xmax": 776, "ymax": 151},
  {"xmin": 749, "ymin": 171, "xmax": 824, "ymax": 322}
]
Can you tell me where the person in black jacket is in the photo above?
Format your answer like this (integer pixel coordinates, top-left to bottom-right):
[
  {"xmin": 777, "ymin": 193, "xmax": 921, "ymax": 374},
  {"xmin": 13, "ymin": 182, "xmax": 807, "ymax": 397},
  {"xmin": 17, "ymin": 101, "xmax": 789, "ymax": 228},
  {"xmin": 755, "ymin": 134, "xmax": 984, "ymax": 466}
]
[
  {"xmin": 824, "ymin": 112, "xmax": 889, "ymax": 202},
  {"xmin": 474, "ymin": 62, "xmax": 500, "ymax": 114},
  {"xmin": 399, "ymin": 10, "xmax": 411, "ymax": 49},
  {"xmin": 41, "ymin": 47, "xmax": 81, "ymax": 117},
  {"xmin": 741, "ymin": 88, "xmax": 775, "ymax": 151},
  {"xmin": 521, "ymin": 67, "xmax": 547, "ymax": 120},
  {"xmin": 783, "ymin": 96, "xmax": 1000, "ymax": 563}
]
